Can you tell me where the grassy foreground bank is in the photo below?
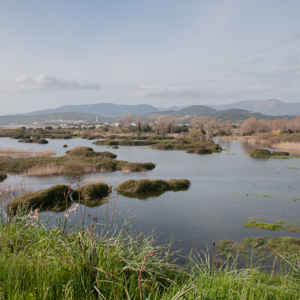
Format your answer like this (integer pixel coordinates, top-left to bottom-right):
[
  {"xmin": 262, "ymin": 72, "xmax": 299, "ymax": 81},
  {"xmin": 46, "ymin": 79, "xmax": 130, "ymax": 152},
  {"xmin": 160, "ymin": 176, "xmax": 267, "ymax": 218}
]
[{"xmin": 1, "ymin": 205, "xmax": 300, "ymax": 299}]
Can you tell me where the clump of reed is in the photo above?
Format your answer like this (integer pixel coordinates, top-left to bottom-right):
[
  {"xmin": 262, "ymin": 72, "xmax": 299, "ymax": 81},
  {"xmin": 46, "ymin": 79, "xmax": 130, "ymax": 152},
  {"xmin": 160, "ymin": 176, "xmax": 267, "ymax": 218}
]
[
  {"xmin": 23, "ymin": 163, "xmax": 66, "ymax": 176},
  {"xmin": 0, "ymin": 147, "xmax": 56, "ymax": 157},
  {"xmin": 122, "ymin": 166, "xmax": 132, "ymax": 174},
  {"xmin": 117, "ymin": 178, "xmax": 190, "ymax": 195}
]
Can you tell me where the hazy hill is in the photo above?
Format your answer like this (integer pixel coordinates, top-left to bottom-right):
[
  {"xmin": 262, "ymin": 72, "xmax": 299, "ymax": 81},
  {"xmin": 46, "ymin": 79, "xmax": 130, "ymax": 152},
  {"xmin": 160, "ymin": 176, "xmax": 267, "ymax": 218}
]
[
  {"xmin": 148, "ymin": 105, "xmax": 217, "ymax": 118},
  {"xmin": 207, "ymin": 99, "xmax": 300, "ymax": 116},
  {"xmin": 23, "ymin": 103, "xmax": 159, "ymax": 117},
  {"xmin": 146, "ymin": 105, "xmax": 295, "ymax": 122},
  {"xmin": 155, "ymin": 105, "xmax": 192, "ymax": 111}
]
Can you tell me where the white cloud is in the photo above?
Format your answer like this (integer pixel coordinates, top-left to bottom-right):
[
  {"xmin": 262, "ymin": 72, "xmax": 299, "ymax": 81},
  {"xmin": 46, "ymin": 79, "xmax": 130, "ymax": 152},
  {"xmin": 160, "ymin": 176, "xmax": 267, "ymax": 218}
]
[
  {"xmin": 127, "ymin": 84, "xmax": 274, "ymax": 98},
  {"xmin": 1, "ymin": 74, "xmax": 101, "ymax": 92}
]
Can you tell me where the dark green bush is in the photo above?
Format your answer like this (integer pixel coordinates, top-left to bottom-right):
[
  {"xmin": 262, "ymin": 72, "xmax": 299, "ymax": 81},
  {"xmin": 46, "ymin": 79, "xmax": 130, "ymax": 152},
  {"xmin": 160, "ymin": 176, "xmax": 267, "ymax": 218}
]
[{"xmin": 0, "ymin": 173, "xmax": 7, "ymax": 182}]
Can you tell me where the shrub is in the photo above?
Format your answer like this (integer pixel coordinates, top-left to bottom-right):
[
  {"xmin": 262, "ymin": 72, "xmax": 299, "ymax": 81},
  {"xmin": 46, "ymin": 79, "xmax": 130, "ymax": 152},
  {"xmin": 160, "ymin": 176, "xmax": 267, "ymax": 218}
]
[
  {"xmin": 63, "ymin": 144, "xmax": 68, "ymax": 148},
  {"xmin": 249, "ymin": 148, "xmax": 272, "ymax": 158},
  {"xmin": 112, "ymin": 145, "xmax": 119, "ymax": 149}
]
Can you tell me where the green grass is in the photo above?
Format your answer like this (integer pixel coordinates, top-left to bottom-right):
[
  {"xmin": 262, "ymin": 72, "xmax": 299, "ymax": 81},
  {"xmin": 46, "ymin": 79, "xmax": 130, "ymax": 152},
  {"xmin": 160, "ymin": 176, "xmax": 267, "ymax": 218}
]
[{"xmin": 1, "ymin": 208, "xmax": 300, "ymax": 299}]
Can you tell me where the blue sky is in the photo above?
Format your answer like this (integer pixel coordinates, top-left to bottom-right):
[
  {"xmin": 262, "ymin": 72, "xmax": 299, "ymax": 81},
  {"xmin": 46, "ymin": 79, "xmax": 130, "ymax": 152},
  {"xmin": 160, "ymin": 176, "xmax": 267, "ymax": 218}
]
[{"xmin": 1, "ymin": 0, "xmax": 300, "ymax": 114}]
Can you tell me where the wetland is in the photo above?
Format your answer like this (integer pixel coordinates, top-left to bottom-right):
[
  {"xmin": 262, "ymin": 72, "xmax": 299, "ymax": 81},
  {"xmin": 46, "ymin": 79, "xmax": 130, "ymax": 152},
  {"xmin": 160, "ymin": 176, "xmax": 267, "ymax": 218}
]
[{"xmin": 1, "ymin": 135, "xmax": 300, "ymax": 263}]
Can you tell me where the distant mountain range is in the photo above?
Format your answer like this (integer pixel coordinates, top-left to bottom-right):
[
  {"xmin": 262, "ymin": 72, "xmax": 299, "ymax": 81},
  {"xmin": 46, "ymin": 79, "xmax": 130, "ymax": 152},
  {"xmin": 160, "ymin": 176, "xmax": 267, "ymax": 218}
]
[
  {"xmin": 21, "ymin": 103, "xmax": 159, "ymax": 117},
  {"xmin": 207, "ymin": 99, "xmax": 300, "ymax": 116},
  {"xmin": 1, "ymin": 100, "xmax": 299, "ymax": 125}
]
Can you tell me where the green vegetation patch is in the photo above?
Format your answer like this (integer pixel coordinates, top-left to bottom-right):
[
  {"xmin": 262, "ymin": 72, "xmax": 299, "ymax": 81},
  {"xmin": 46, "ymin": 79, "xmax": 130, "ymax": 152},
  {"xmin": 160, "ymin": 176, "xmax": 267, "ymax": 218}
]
[
  {"xmin": 151, "ymin": 138, "xmax": 222, "ymax": 152},
  {"xmin": 265, "ymin": 237, "xmax": 300, "ymax": 256},
  {"xmin": 72, "ymin": 183, "xmax": 110, "ymax": 201},
  {"xmin": 0, "ymin": 155, "xmax": 155, "ymax": 175},
  {"xmin": 244, "ymin": 220, "xmax": 286, "ymax": 230},
  {"xmin": 8, "ymin": 182, "xmax": 110, "ymax": 212},
  {"xmin": 286, "ymin": 167, "xmax": 299, "ymax": 169},
  {"xmin": 218, "ymin": 236, "xmax": 300, "ymax": 261},
  {"xmin": 292, "ymin": 197, "xmax": 300, "ymax": 201},
  {"xmin": 7, "ymin": 184, "xmax": 69, "ymax": 212},
  {"xmin": 93, "ymin": 139, "xmax": 160, "ymax": 146},
  {"xmin": 117, "ymin": 178, "xmax": 190, "ymax": 195},
  {"xmin": 65, "ymin": 146, "xmax": 117, "ymax": 158},
  {"xmin": 249, "ymin": 148, "xmax": 272, "ymax": 158}
]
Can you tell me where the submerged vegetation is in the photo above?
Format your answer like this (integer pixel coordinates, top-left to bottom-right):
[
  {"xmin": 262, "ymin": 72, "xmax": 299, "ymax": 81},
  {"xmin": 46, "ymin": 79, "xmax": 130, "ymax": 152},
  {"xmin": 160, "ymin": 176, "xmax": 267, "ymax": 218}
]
[
  {"xmin": 117, "ymin": 178, "xmax": 190, "ymax": 196},
  {"xmin": 244, "ymin": 220, "xmax": 286, "ymax": 230},
  {"xmin": 218, "ymin": 236, "xmax": 300, "ymax": 262}
]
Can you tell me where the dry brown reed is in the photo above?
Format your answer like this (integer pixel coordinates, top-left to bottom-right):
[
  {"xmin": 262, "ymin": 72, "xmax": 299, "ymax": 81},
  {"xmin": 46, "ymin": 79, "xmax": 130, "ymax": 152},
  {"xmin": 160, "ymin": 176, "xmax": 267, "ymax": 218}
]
[
  {"xmin": 139, "ymin": 168, "xmax": 147, "ymax": 176},
  {"xmin": 0, "ymin": 147, "xmax": 56, "ymax": 157},
  {"xmin": 23, "ymin": 164, "xmax": 66, "ymax": 176},
  {"xmin": 121, "ymin": 166, "xmax": 132, "ymax": 174},
  {"xmin": 0, "ymin": 178, "xmax": 32, "ymax": 205}
]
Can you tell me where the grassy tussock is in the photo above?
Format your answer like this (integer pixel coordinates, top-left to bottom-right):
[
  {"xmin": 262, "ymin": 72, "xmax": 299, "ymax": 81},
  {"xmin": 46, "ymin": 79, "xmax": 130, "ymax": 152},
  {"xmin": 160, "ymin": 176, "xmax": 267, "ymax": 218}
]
[
  {"xmin": 117, "ymin": 178, "xmax": 190, "ymax": 195},
  {"xmin": 249, "ymin": 148, "xmax": 272, "ymax": 158},
  {"xmin": 65, "ymin": 146, "xmax": 117, "ymax": 158},
  {"xmin": 0, "ymin": 155, "xmax": 155, "ymax": 175},
  {"xmin": 7, "ymin": 182, "xmax": 110, "ymax": 212},
  {"xmin": 151, "ymin": 138, "xmax": 222, "ymax": 152},
  {"xmin": 0, "ymin": 147, "xmax": 56, "ymax": 157}
]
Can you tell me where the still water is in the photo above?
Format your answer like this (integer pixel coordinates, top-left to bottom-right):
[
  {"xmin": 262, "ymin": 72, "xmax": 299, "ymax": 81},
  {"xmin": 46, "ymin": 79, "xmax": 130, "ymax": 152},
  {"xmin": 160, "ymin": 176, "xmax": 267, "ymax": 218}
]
[{"xmin": 1, "ymin": 137, "xmax": 300, "ymax": 256}]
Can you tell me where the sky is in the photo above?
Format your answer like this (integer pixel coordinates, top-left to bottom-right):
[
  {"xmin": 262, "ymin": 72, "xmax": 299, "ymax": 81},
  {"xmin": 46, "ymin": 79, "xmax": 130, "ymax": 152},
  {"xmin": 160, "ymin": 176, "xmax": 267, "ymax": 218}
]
[{"xmin": 1, "ymin": 0, "xmax": 300, "ymax": 115}]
